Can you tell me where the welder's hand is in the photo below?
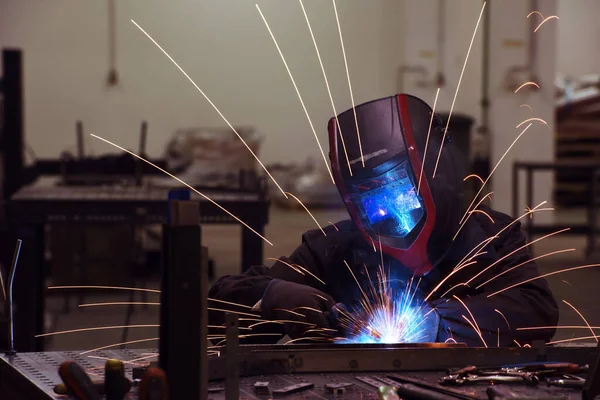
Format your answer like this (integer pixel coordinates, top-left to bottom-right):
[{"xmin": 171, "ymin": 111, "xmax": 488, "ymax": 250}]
[
  {"xmin": 412, "ymin": 303, "xmax": 440, "ymax": 343},
  {"xmin": 261, "ymin": 279, "xmax": 337, "ymax": 339}
]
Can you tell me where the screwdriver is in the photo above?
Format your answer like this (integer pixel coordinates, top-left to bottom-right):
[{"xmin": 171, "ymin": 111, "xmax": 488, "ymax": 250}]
[
  {"xmin": 139, "ymin": 367, "xmax": 169, "ymax": 400},
  {"xmin": 58, "ymin": 361, "xmax": 101, "ymax": 400}
]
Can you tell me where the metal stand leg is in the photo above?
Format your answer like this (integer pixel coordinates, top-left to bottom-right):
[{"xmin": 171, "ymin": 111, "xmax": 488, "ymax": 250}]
[
  {"xmin": 159, "ymin": 199, "xmax": 208, "ymax": 400},
  {"xmin": 13, "ymin": 224, "xmax": 45, "ymax": 352},
  {"xmin": 587, "ymin": 168, "xmax": 599, "ymax": 257},
  {"xmin": 225, "ymin": 313, "xmax": 240, "ymax": 400},
  {"xmin": 241, "ymin": 222, "xmax": 264, "ymax": 273},
  {"xmin": 526, "ymin": 167, "xmax": 534, "ymax": 240}
]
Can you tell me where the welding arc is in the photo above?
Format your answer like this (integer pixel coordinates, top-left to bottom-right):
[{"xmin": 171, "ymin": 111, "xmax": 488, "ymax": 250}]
[
  {"xmin": 130, "ymin": 20, "xmax": 287, "ymax": 198},
  {"xmin": 90, "ymin": 134, "xmax": 272, "ymax": 246},
  {"xmin": 255, "ymin": 5, "xmax": 334, "ymax": 183},
  {"xmin": 433, "ymin": 1, "xmax": 486, "ymax": 178},
  {"xmin": 298, "ymin": 0, "xmax": 352, "ymax": 178},
  {"xmin": 332, "ymin": 0, "xmax": 364, "ymax": 169}
]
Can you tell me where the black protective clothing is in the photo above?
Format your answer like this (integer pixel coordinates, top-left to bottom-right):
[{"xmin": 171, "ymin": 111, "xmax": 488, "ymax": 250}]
[{"xmin": 208, "ymin": 206, "xmax": 559, "ymax": 346}]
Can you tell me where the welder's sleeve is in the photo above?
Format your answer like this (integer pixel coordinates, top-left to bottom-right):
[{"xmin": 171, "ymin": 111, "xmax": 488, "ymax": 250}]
[{"xmin": 433, "ymin": 220, "xmax": 559, "ymax": 347}]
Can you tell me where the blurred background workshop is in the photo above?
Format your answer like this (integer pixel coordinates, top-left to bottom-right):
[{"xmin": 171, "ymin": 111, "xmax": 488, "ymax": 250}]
[{"xmin": 1, "ymin": 0, "xmax": 600, "ymax": 399}]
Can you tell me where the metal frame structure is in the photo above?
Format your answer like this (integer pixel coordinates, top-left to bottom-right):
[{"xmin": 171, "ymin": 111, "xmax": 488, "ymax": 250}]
[{"xmin": 512, "ymin": 161, "xmax": 600, "ymax": 255}]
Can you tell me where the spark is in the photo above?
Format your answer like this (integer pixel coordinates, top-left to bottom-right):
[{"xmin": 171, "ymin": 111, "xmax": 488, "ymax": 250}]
[
  {"xmin": 518, "ymin": 326, "xmax": 600, "ymax": 331},
  {"xmin": 487, "ymin": 264, "xmax": 600, "ymax": 298},
  {"xmin": 513, "ymin": 340, "xmax": 522, "ymax": 347},
  {"xmin": 273, "ymin": 308, "xmax": 306, "ymax": 318},
  {"xmin": 266, "ymin": 257, "xmax": 305, "ymax": 276},
  {"xmin": 248, "ymin": 320, "xmax": 312, "ymax": 329},
  {"xmin": 453, "ymin": 191, "xmax": 494, "ymax": 240},
  {"xmin": 563, "ymin": 300, "xmax": 598, "ymax": 342},
  {"xmin": 547, "ymin": 335, "xmax": 600, "ymax": 345},
  {"xmin": 466, "ymin": 228, "xmax": 570, "ymax": 286},
  {"xmin": 476, "ymin": 248, "xmax": 576, "ymax": 289},
  {"xmin": 494, "ymin": 309, "xmax": 511, "ymax": 330},
  {"xmin": 130, "ymin": 20, "xmax": 287, "ymax": 198},
  {"xmin": 534, "ymin": 16, "xmax": 559, "ymax": 32},
  {"xmin": 88, "ymin": 354, "xmax": 158, "ymax": 366},
  {"xmin": 440, "ymin": 282, "xmax": 470, "ymax": 298},
  {"xmin": 238, "ymin": 333, "xmax": 285, "ymax": 340},
  {"xmin": 80, "ymin": 338, "xmax": 159, "ymax": 355},
  {"xmin": 208, "ymin": 325, "xmax": 252, "ymax": 331},
  {"xmin": 284, "ymin": 337, "xmax": 331, "ymax": 344},
  {"xmin": 445, "ymin": 338, "xmax": 458, "ymax": 344},
  {"xmin": 527, "ymin": 11, "xmax": 544, "ymax": 18},
  {"xmin": 311, "ymin": 293, "xmax": 329, "ymax": 302},
  {"xmin": 433, "ymin": 2, "xmax": 486, "ymax": 178},
  {"xmin": 299, "ymin": 0, "xmax": 352, "ymax": 176},
  {"xmin": 516, "ymin": 117, "xmax": 550, "ymax": 130},
  {"xmin": 0, "ymin": 268, "xmax": 5, "ymax": 301},
  {"xmin": 520, "ymin": 104, "xmax": 533, "ymax": 111},
  {"xmin": 49, "ymin": 285, "xmax": 160, "ymax": 293},
  {"xmin": 79, "ymin": 302, "xmax": 160, "ymax": 308},
  {"xmin": 563, "ymin": 280, "xmax": 572, "ymax": 286},
  {"xmin": 461, "ymin": 315, "xmax": 488, "ymax": 348},
  {"xmin": 207, "ymin": 307, "xmax": 261, "ymax": 319},
  {"xmin": 515, "ymin": 82, "xmax": 540, "ymax": 93},
  {"xmin": 418, "ymin": 88, "xmax": 441, "ymax": 194},
  {"xmin": 470, "ymin": 209, "xmax": 494, "ymax": 224},
  {"xmin": 464, "ymin": 174, "xmax": 484, "ymax": 185},
  {"xmin": 452, "ymin": 295, "xmax": 482, "ymax": 336},
  {"xmin": 460, "ymin": 124, "xmax": 535, "ymax": 229},
  {"xmin": 256, "ymin": 5, "xmax": 334, "ymax": 182},
  {"xmin": 36, "ymin": 325, "xmax": 158, "ymax": 337},
  {"xmin": 293, "ymin": 306, "xmax": 323, "ymax": 313},
  {"xmin": 91, "ymin": 134, "xmax": 273, "ymax": 245},
  {"xmin": 333, "ymin": 0, "xmax": 364, "ymax": 168},
  {"xmin": 285, "ymin": 192, "xmax": 326, "ymax": 236},
  {"xmin": 328, "ymin": 221, "xmax": 340, "ymax": 231}
]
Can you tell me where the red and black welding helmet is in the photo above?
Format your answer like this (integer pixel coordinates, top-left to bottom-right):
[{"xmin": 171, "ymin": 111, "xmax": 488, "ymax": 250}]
[{"xmin": 328, "ymin": 94, "xmax": 463, "ymax": 276}]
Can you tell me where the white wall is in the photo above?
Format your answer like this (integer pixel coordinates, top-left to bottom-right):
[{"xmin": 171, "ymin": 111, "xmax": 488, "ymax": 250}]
[
  {"xmin": 0, "ymin": 0, "xmax": 404, "ymax": 165},
  {"xmin": 556, "ymin": 0, "xmax": 600, "ymax": 78}
]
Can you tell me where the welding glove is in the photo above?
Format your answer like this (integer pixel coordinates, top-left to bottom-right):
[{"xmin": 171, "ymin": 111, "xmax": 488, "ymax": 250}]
[
  {"xmin": 412, "ymin": 302, "xmax": 441, "ymax": 343},
  {"xmin": 260, "ymin": 279, "xmax": 338, "ymax": 339}
]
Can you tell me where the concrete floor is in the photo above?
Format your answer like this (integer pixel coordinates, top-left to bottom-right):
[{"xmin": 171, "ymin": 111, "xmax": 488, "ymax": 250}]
[{"xmin": 44, "ymin": 206, "xmax": 600, "ymax": 352}]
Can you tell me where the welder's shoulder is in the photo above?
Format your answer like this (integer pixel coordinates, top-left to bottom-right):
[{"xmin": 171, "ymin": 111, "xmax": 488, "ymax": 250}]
[
  {"xmin": 301, "ymin": 219, "xmax": 360, "ymax": 248},
  {"xmin": 473, "ymin": 205, "xmax": 524, "ymax": 241}
]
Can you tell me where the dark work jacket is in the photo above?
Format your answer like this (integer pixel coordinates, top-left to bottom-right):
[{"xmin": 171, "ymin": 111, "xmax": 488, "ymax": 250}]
[{"xmin": 208, "ymin": 206, "xmax": 559, "ymax": 346}]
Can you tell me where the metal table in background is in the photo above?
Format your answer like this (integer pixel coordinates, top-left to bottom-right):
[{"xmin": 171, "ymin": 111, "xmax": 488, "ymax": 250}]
[
  {"xmin": 7, "ymin": 176, "xmax": 270, "ymax": 352},
  {"xmin": 512, "ymin": 161, "xmax": 600, "ymax": 255}
]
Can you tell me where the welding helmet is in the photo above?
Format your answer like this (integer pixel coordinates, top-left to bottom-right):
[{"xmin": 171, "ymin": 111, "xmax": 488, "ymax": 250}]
[{"xmin": 328, "ymin": 94, "xmax": 464, "ymax": 276}]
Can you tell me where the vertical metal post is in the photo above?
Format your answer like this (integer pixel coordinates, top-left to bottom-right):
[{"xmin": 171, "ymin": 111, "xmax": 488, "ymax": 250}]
[
  {"xmin": 588, "ymin": 167, "xmax": 599, "ymax": 256},
  {"xmin": 526, "ymin": 167, "xmax": 534, "ymax": 239},
  {"xmin": 159, "ymin": 197, "xmax": 207, "ymax": 400},
  {"xmin": 512, "ymin": 162, "xmax": 519, "ymax": 218},
  {"xmin": 76, "ymin": 121, "xmax": 84, "ymax": 159},
  {"xmin": 225, "ymin": 313, "xmax": 240, "ymax": 400}
]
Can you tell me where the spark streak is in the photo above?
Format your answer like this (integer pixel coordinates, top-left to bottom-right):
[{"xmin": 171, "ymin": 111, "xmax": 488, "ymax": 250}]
[
  {"xmin": 514, "ymin": 82, "xmax": 540, "ymax": 93},
  {"xmin": 418, "ymin": 88, "xmax": 441, "ymax": 194},
  {"xmin": 459, "ymin": 123, "xmax": 533, "ymax": 226},
  {"xmin": 79, "ymin": 302, "xmax": 160, "ymax": 308},
  {"xmin": 328, "ymin": 221, "xmax": 340, "ymax": 231},
  {"xmin": 433, "ymin": 2, "xmax": 486, "ymax": 178},
  {"xmin": 130, "ymin": 20, "xmax": 287, "ymax": 197},
  {"xmin": 256, "ymin": 5, "xmax": 334, "ymax": 183},
  {"xmin": 520, "ymin": 104, "xmax": 533, "ymax": 111},
  {"xmin": 80, "ymin": 338, "xmax": 159, "ymax": 355},
  {"xmin": 464, "ymin": 174, "xmax": 484, "ymax": 185},
  {"xmin": 49, "ymin": 285, "xmax": 160, "ymax": 293},
  {"xmin": 494, "ymin": 309, "xmax": 511, "ymax": 330},
  {"xmin": 284, "ymin": 192, "xmax": 326, "ymax": 236},
  {"xmin": 516, "ymin": 117, "xmax": 549, "ymax": 130},
  {"xmin": 488, "ymin": 264, "xmax": 600, "ymax": 298},
  {"xmin": 299, "ymin": 0, "xmax": 352, "ymax": 176},
  {"xmin": 563, "ymin": 300, "xmax": 598, "ymax": 342},
  {"xmin": 470, "ymin": 209, "xmax": 494, "ymax": 224},
  {"xmin": 90, "ymin": 134, "xmax": 272, "ymax": 246},
  {"xmin": 36, "ymin": 325, "xmax": 158, "ymax": 338},
  {"xmin": 547, "ymin": 336, "xmax": 600, "ymax": 345},
  {"xmin": 518, "ymin": 326, "xmax": 600, "ymax": 331},
  {"xmin": 534, "ymin": 16, "xmax": 559, "ymax": 32},
  {"xmin": 333, "ymin": 0, "xmax": 364, "ymax": 167}
]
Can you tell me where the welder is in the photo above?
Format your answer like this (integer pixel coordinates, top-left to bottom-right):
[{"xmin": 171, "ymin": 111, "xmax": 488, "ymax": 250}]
[{"xmin": 208, "ymin": 94, "xmax": 559, "ymax": 347}]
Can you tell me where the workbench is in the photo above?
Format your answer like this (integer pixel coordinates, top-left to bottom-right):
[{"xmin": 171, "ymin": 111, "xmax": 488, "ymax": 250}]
[
  {"xmin": 0, "ymin": 344, "xmax": 598, "ymax": 399},
  {"xmin": 7, "ymin": 176, "xmax": 270, "ymax": 352}
]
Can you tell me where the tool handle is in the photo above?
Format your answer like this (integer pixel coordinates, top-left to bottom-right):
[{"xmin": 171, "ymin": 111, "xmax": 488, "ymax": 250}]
[
  {"xmin": 395, "ymin": 383, "xmax": 459, "ymax": 400},
  {"xmin": 139, "ymin": 367, "xmax": 169, "ymax": 400},
  {"xmin": 58, "ymin": 361, "xmax": 101, "ymax": 400}
]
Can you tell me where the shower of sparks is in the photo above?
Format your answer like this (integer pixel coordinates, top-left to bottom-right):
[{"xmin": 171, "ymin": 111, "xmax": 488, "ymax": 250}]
[
  {"xmin": 284, "ymin": 192, "xmax": 327, "ymax": 236},
  {"xmin": 562, "ymin": 300, "xmax": 598, "ymax": 342},
  {"xmin": 255, "ymin": 5, "xmax": 334, "ymax": 183},
  {"xmin": 464, "ymin": 174, "xmax": 484, "ymax": 185},
  {"xmin": 80, "ymin": 338, "xmax": 159, "ymax": 355},
  {"xmin": 533, "ymin": 16, "xmax": 559, "ymax": 32},
  {"xmin": 90, "ymin": 133, "xmax": 273, "ymax": 246},
  {"xmin": 458, "ymin": 123, "xmax": 533, "ymax": 227},
  {"xmin": 476, "ymin": 248, "xmax": 576, "ymax": 289},
  {"xmin": 36, "ymin": 325, "xmax": 158, "ymax": 338},
  {"xmin": 332, "ymin": 0, "xmax": 364, "ymax": 168},
  {"xmin": 418, "ymin": 88, "xmax": 441, "ymax": 194},
  {"xmin": 487, "ymin": 264, "xmax": 600, "ymax": 298},
  {"xmin": 433, "ymin": 2, "xmax": 486, "ymax": 178},
  {"xmin": 328, "ymin": 221, "xmax": 340, "ymax": 231},
  {"xmin": 299, "ymin": 0, "xmax": 352, "ymax": 177},
  {"xmin": 516, "ymin": 117, "xmax": 550, "ymax": 130},
  {"xmin": 465, "ymin": 228, "xmax": 571, "ymax": 286},
  {"xmin": 514, "ymin": 81, "xmax": 540, "ymax": 93},
  {"xmin": 130, "ymin": 20, "xmax": 287, "ymax": 198},
  {"xmin": 335, "ymin": 265, "xmax": 430, "ymax": 344}
]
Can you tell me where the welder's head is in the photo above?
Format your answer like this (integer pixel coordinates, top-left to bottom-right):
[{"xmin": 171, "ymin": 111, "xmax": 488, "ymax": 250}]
[{"xmin": 328, "ymin": 94, "xmax": 464, "ymax": 276}]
